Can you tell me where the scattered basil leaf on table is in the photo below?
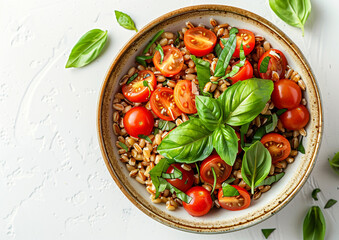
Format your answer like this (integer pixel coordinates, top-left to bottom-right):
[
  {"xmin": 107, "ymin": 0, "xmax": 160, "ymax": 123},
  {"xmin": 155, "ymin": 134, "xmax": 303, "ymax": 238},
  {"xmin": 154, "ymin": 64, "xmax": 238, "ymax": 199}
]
[
  {"xmin": 161, "ymin": 166, "xmax": 182, "ymax": 179},
  {"xmin": 211, "ymin": 167, "xmax": 217, "ymax": 195},
  {"xmin": 303, "ymin": 206, "xmax": 326, "ymax": 240},
  {"xmin": 241, "ymin": 141, "xmax": 272, "ymax": 194},
  {"xmin": 158, "ymin": 119, "xmax": 176, "ymax": 131},
  {"xmin": 190, "ymin": 55, "xmax": 212, "ymax": 97},
  {"xmin": 269, "ymin": 0, "xmax": 311, "ymax": 36},
  {"xmin": 155, "ymin": 44, "xmax": 164, "ymax": 63},
  {"xmin": 118, "ymin": 142, "xmax": 128, "ymax": 152},
  {"xmin": 195, "ymin": 95, "xmax": 223, "ymax": 131},
  {"xmin": 143, "ymin": 30, "xmax": 164, "ymax": 54},
  {"xmin": 261, "ymin": 228, "xmax": 276, "ymax": 239},
  {"xmin": 126, "ymin": 72, "xmax": 138, "ymax": 84},
  {"xmin": 259, "ymin": 56, "xmax": 271, "ymax": 73},
  {"xmin": 222, "ymin": 183, "xmax": 239, "ymax": 197},
  {"xmin": 328, "ymin": 152, "xmax": 339, "ymax": 175},
  {"xmin": 114, "ymin": 10, "xmax": 138, "ymax": 32},
  {"xmin": 65, "ymin": 29, "xmax": 108, "ymax": 68},
  {"xmin": 324, "ymin": 199, "xmax": 337, "ymax": 209},
  {"xmin": 311, "ymin": 188, "xmax": 321, "ymax": 201},
  {"xmin": 138, "ymin": 134, "xmax": 152, "ymax": 143},
  {"xmin": 256, "ymin": 172, "xmax": 285, "ymax": 187},
  {"xmin": 135, "ymin": 55, "xmax": 153, "ymax": 67}
]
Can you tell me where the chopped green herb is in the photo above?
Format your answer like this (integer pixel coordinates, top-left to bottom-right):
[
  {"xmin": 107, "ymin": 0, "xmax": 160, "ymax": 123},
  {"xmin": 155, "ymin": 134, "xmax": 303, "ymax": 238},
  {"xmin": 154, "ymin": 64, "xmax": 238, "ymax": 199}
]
[
  {"xmin": 325, "ymin": 199, "xmax": 337, "ymax": 209},
  {"xmin": 114, "ymin": 10, "xmax": 138, "ymax": 32},
  {"xmin": 135, "ymin": 55, "xmax": 153, "ymax": 67},
  {"xmin": 143, "ymin": 30, "xmax": 164, "ymax": 54},
  {"xmin": 126, "ymin": 72, "xmax": 138, "ymax": 84},
  {"xmin": 259, "ymin": 56, "xmax": 271, "ymax": 73},
  {"xmin": 195, "ymin": 162, "xmax": 200, "ymax": 179},
  {"xmin": 262, "ymin": 228, "xmax": 275, "ymax": 239},
  {"xmin": 143, "ymin": 80, "xmax": 151, "ymax": 98},
  {"xmin": 256, "ymin": 172, "xmax": 285, "ymax": 187},
  {"xmin": 265, "ymin": 114, "xmax": 278, "ymax": 133},
  {"xmin": 153, "ymin": 128, "xmax": 160, "ymax": 135},
  {"xmin": 174, "ymin": 32, "xmax": 180, "ymax": 47},
  {"xmin": 118, "ymin": 142, "xmax": 128, "ymax": 151},
  {"xmin": 158, "ymin": 178, "xmax": 192, "ymax": 203},
  {"xmin": 161, "ymin": 166, "xmax": 183, "ymax": 179},
  {"xmin": 222, "ymin": 182, "xmax": 239, "ymax": 197},
  {"xmin": 211, "ymin": 167, "xmax": 217, "ymax": 195},
  {"xmin": 190, "ymin": 55, "xmax": 212, "ymax": 97},
  {"xmin": 276, "ymin": 108, "xmax": 287, "ymax": 116},
  {"xmin": 138, "ymin": 134, "xmax": 152, "ymax": 143},
  {"xmin": 223, "ymin": 42, "xmax": 246, "ymax": 80},
  {"xmin": 312, "ymin": 188, "xmax": 321, "ymax": 201},
  {"xmin": 214, "ymin": 43, "xmax": 223, "ymax": 57},
  {"xmin": 246, "ymin": 44, "xmax": 251, "ymax": 49},
  {"xmin": 240, "ymin": 122, "xmax": 250, "ymax": 148},
  {"xmin": 162, "ymin": 80, "xmax": 168, "ymax": 86},
  {"xmin": 158, "ymin": 119, "xmax": 176, "ymax": 131},
  {"xmin": 298, "ymin": 136, "xmax": 305, "ymax": 154},
  {"xmin": 149, "ymin": 158, "xmax": 175, "ymax": 198},
  {"xmin": 155, "ymin": 44, "xmax": 164, "ymax": 64}
]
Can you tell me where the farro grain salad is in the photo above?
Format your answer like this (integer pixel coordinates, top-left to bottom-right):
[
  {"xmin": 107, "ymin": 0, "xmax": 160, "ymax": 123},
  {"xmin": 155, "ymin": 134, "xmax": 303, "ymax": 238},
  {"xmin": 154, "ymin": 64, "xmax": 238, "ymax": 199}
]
[{"xmin": 113, "ymin": 19, "xmax": 310, "ymax": 217}]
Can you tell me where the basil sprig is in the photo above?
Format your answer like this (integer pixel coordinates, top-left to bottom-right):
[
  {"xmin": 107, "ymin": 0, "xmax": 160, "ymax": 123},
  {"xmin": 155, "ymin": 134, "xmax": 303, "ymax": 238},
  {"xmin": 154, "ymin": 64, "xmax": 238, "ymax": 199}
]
[
  {"xmin": 303, "ymin": 206, "xmax": 326, "ymax": 240},
  {"xmin": 241, "ymin": 141, "xmax": 272, "ymax": 194},
  {"xmin": 158, "ymin": 78, "xmax": 273, "ymax": 166},
  {"xmin": 269, "ymin": 0, "xmax": 311, "ymax": 36},
  {"xmin": 115, "ymin": 10, "xmax": 138, "ymax": 32},
  {"xmin": 190, "ymin": 55, "xmax": 212, "ymax": 97},
  {"xmin": 66, "ymin": 29, "xmax": 108, "ymax": 68},
  {"xmin": 328, "ymin": 152, "xmax": 339, "ymax": 175},
  {"xmin": 155, "ymin": 44, "xmax": 164, "ymax": 63}
]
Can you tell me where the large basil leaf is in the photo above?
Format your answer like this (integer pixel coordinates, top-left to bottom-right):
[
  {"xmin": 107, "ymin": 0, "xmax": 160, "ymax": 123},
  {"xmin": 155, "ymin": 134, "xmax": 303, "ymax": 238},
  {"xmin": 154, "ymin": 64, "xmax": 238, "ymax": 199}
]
[
  {"xmin": 329, "ymin": 152, "xmax": 339, "ymax": 175},
  {"xmin": 218, "ymin": 78, "xmax": 274, "ymax": 126},
  {"xmin": 66, "ymin": 29, "xmax": 108, "ymax": 68},
  {"xmin": 241, "ymin": 141, "xmax": 272, "ymax": 194},
  {"xmin": 195, "ymin": 95, "xmax": 223, "ymax": 131},
  {"xmin": 114, "ymin": 10, "xmax": 138, "ymax": 32},
  {"xmin": 149, "ymin": 158, "xmax": 175, "ymax": 198},
  {"xmin": 212, "ymin": 125, "xmax": 238, "ymax": 166},
  {"xmin": 303, "ymin": 206, "xmax": 326, "ymax": 240},
  {"xmin": 190, "ymin": 55, "xmax": 211, "ymax": 96},
  {"xmin": 157, "ymin": 118, "xmax": 213, "ymax": 163},
  {"xmin": 269, "ymin": 0, "xmax": 311, "ymax": 36}
]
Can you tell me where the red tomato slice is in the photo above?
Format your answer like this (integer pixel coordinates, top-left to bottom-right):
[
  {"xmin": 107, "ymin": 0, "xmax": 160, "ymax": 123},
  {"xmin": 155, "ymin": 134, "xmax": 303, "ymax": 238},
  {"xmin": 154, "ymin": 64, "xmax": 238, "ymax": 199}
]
[
  {"xmin": 153, "ymin": 46, "xmax": 184, "ymax": 77},
  {"xmin": 218, "ymin": 186, "xmax": 251, "ymax": 211},
  {"xmin": 261, "ymin": 133, "xmax": 291, "ymax": 163},
  {"xmin": 228, "ymin": 60, "xmax": 253, "ymax": 84},
  {"xmin": 123, "ymin": 106, "xmax": 154, "ymax": 138},
  {"xmin": 280, "ymin": 105, "xmax": 310, "ymax": 130},
  {"xmin": 165, "ymin": 163, "xmax": 194, "ymax": 192},
  {"xmin": 183, "ymin": 186, "xmax": 213, "ymax": 217},
  {"xmin": 220, "ymin": 29, "xmax": 255, "ymax": 58},
  {"xmin": 184, "ymin": 27, "xmax": 217, "ymax": 57},
  {"xmin": 258, "ymin": 49, "xmax": 287, "ymax": 80},
  {"xmin": 122, "ymin": 70, "xmax": 157, "ymax": 103},
  {"xmin": 173, "ymin": 80, "xmax": 197, "ymax": 114},
  {"xmin": 150, "ymin": 87, "xmax": 182, "ymax": 121},
  {"xmin": 272, "ymin": 79, "xmax": 302, "ymax": 109}
]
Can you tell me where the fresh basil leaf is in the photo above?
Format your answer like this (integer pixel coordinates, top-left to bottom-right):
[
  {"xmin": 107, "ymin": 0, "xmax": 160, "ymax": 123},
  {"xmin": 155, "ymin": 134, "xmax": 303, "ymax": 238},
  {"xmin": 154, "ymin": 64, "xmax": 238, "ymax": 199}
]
[
  {"xmin": 329, "ymin": 152, "xmax": 339, "ymax": 175},
  {"xmin": 269, "ymin": 0, "xmax": 311, "ymax": 36},
  {"xmin": 259, "ymin": 56, "xmax": 271, "ymax": 73},
  {"xmin": 214, "ymin": 30, "xmax": 238, "ymax": 77},
  {"xmin": 188, "ymin": 113, "xmax": 199, "ymax": 120},
  {"xmin": 298, "ymin": 136, "xmax": 306, "ymax": 154},
  {"xmin": 276, "ymin": 108, "xmax": 287, "ymax": 116},
  {"xmin": 325, "ymin": 199, "xmax": 337, "ymax": 209},
  {"xmin": 241, "ymin": 141, "xmax": 272, "ymax": 194},
  {"xmin": 212, "ymin": 125, "xmax": 238, "ymax": 166},
  {"xmin": 138, "ymin": 134, "xmax": 152, "ymax": 144},
  {"xmin": 223, "ymin": 42, "xmax": 246, "ymax": 79},
  {"xmin": 161, "ymin": 166, "xmax": 183, "ymax": 179},
  {"xmin": 256, "ymin": 172, "xmax": 285, "ymax": 187},
  {"xmin": 114, "ymin": 10, "xmax": 138, "ymax": 32},
  {"xmin": 311, "ymin": 188, "xmax": 321, "ymax": 201},
  {"xmin": 126, "ymin": 73, "xmax": 138, "ymax": 85},
  {"xmin": 66, "ymin": 29, "xmax": 108, "ymax": 68},
  {"xmin": 155, "ymin": 44, "xmax": 164, "ymax": 64},
  {"xmin": 229, "ymin": 27, "xmax": 239, "ymax": 35},
  {"xmin": 222, "ymin": 183, "xmax": 239, "ymax": 197},
  {"xmin": 143, "ymin": 30, "xmax": 164, "ymax": 54},
  {"xmin": 174, "ymin": 31, "xmax": 180, "ymax": 47},
  {"xmin": 158, "ymin": 119, "xmax": 176, "ymax": 131},
  {"xmin": 118, "ymin": 142, "xmax": 128, "ymax": 151},
  {"xmin": 252, "ymin": 126, "xmax": 266, "ymax": 142},
  {"xmin": 190, "ymin": 55, "xmax": 212, "ymax": 97},
  {"xmin": 211, "ymin": 167, "xmax": 217, "ymax": 195},
  {"xmin": 157, "ymin": 118, "xmax": 214, "ymax": 163},
  {"xmin": 153, "ymin": 128, "xmax": 160, "ymax": 135},
  {"xmin": 195, "ymin": 95, "xmax": 223, "ymax": 131},
  {"xmin": 218, "ymin": 78, "xmax": 274, "ymax": 126},
  {"xmin": 158, "ymin": 178, "xmax": 192, "ymax": 203},
  {"xmin": 262, "ymin": 228, "xmax": 275, "ymax": 239},
  {"xmin": 303, "ymin": 206, "xmax": 326, "ymax": 240},
  {"xmin": 265, "ymin": 114, "xmax": 278, "ymax": 133},
  {"xmin": 149, "ymin": 158, "xmax": 175, "ymax": 198},
  {"xmin": 135, "ymin": 55, "xmax": 153, "ymax": 67},
  {"xmin": 214, "ymin": 43, "xmax": 223, "ymax": 58},
  {"xmin": 240, "ymin": 122, "xmax": 250, "ymax": 148}
]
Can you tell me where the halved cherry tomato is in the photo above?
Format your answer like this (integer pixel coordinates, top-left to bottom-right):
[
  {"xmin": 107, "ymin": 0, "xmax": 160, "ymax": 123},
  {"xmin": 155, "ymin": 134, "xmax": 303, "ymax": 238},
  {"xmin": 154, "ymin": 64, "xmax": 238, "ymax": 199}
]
[
  {"xmin": 183, "ymin": 186, "xmax": 213, "ymax": 217},
  {"xmin": 218, "ymin": 185, "xmax": 251, "ymax": 211},
  {"xmin": 153, "ymin": 46, "xmax": 184, "ymax": 77},
  {"xmin": 258, "ymin": 49, "xmax": 287, "ymax": 80},
  {"xmin": 184, "ymin": 27, "xmax": 217, "ymax": 57},
  {"xmin": 261, "ymin": 133, "xmax": 291, "ymax": 163},
  {"xmin": 272, "ymin": 79, "xmax": 302, "ymax": 109},
  {"xmin": 228, "ymin": 60, "xmax": 253, "ymax": 84},
  {"xmin": 123, "ymin": 106, "xmax": 154, "ymax": 138},
  {"xmin": 150, "ymin": 87, "xmax": 182, "ymax": 121},
  {"xmin": 122, "ymin": 70, "xmax": 157, "ymax": 103},
  {"xmin": 173, "ymin": 80, "xmax": 197, "ymax": 114},
  {"xmin": 165, "ymin": 163, "xmax": 194, "ymax": 192},
  {"xmin": 220, "ymin": 29, "xmax": 255, "ymax": 58},
  {"xmin": 200, "ymin": 154, "xmax": 232, "ymax": 188},
  {"xmin": 280, "ymin": 104, "xmax": 310, "ymax": 130}
]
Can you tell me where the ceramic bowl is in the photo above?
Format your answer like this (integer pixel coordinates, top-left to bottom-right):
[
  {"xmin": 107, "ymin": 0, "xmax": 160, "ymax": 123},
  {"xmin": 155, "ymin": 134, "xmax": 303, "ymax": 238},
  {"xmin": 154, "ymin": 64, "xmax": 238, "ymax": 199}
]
[{"xmin": 97, "ymin": 5, "xmax": 322, "ymax": 233}]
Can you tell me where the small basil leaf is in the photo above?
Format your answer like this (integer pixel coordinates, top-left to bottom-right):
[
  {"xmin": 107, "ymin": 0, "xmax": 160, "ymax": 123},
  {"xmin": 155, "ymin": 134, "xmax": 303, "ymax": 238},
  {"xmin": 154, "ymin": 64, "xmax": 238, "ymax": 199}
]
[
  {"xmin": 240, "ymin": 122, "xmax": 250, "ymax": 148},
  {"xmin": 153, "ymin": 128, "xmax": 160, "ymax": 135},
  {"xmin": 223, "ymin": 178, "xmax": 236, "ymax": 184},
  {"xmin": 259, "ymin": 56, "xmax": 271, "ymax": 73},
  {"xmin": 157, "ymin": 118, "xmax": 214, "ymax": 163},
  {"xmin": 149, "ymin": 158, "xmax": 175, "ymax": 198},
  {"xmin": 256, "ymin": 172, "xmax": 285, "ymax": 187},
  {"xmin": 161, "ymin": 166, "xmax": 183, "ymax": 179},
  {"xmin": 66, "ymin": 29, "xmax": 108, "ymax": 68},
  {"xmin": 276, "ymin": 108, "xmax": 287, "ymax": 116},
  {"xmin": 143, "ymin": 30, "xmax": 164, "ymax": 54},
  {"xmin": 155, "ymin": 44, "xmax": 164, "ymax": 64},
  {"xmin": 269, "ymin": 0, "xmax": 311, "ymax": 36},
  {"xmin": 229, "ymin": 27, "xmax": 239, "ymax": 35},
  {"xmin": 214, "ymin": 43, "xmax": 223, "ymax": 58},
  {"xmin": 118, "ymin": 142, "xmax": 128, "ymax": 151},
  {"xmin": 252, "ymin": 126, "xmax": 266, "ymax": 141},
  {"xmin": 114, "ymin": 10, "xmax": 138, "ymax": 32},
  {"xmin": 222, "ymin": 183, "xmax": 239, "ymax": 197},
  {"xmin": 195, "ymin": 95, "xmax": 223, "ymax": 131},
  {"xmin": 190, "ymin": 55, "xmax": 212, "ymax": 97},
  {"xmin": 241, "ymin": 141, "xmax": 272, "ymax": 194},
  {"xmin": 265, "ymin": 113, "xmax": 278, "ymax": 133},
  {"xmin": 311, "ymin": 188, "xmax": 321, "ymax": 201},
  {"xmin": 158, "ymin": 178, "xmax": 192, "ymax": 203},
  {"xmin": 174, "ymin": 32, "xmax": 180, "ymax": 47},
  {"xmin": 324, "ymin": 199, "xmax": 337, "ymax": 209},
  {"xmin": 303, "ymin": 206, "xmax": 326, "ymax": 240},
  {"xmin": 211, "ymin": 167, "xmax": 217, "ymax": 195},
  {"xmin": 135, "ymin": 55, "xmax": 153, "ymax": 67},
  {"xmin": 262, "ymin": 229, "xmax": 275, "ymax": 239},
  {"xmin": 126, "ymin": 72, "xmax": 138, "ymax": 85},
  {"xmin": 298, "ymin": 136, "xmax": 306, "ymax": 154},
  {"xmin": 212, "ymin": 125, "xmax": 238, "ymax": 166},
  {"xmin": 223, "ymin": 42, "xmax": 246, "ymax": 79},
  {"xmin": 138, "ymin": 134, "xmax": 152, "ymax": 144},
  {"xmin": 158, "ymin": 119, "xmax": 176, "ymax": 131},
  {"xmin": 218, "ymin": 78, "xmax": 274, "ymax": 126},
  {"xmin": 329, "ymin": 152, "xmax": 339, "ymax": 175}
]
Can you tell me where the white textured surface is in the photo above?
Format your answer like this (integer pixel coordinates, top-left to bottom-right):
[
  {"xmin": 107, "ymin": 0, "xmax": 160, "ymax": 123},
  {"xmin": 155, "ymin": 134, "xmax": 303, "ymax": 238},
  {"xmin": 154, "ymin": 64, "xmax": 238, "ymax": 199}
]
[{"xmin": 1, "ymin": 0, "xmax": 339, "ymax": 239}]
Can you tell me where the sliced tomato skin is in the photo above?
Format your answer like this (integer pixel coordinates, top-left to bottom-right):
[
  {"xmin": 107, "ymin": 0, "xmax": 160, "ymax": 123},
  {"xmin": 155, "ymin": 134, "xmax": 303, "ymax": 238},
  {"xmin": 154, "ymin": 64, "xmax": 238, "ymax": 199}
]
[
  {"xmin": 272, "ymin": 79, "xmax": 302, "ymax": 109},
  {"xmin": 150, "ymin": 87, "xmax": 182, "ymax": 121},
  {"xmin": 123, "ymin": 107, "xmax": 154, "ymax": 138},
  {"xmin": 218, "ymin": 186, "xmax": 251, "ymax": 211},
  {"xmin": 153, "ymin": 46, "xmax": 184, "ymax": 77},
  {"xmin": 280, "ymin": 105, "xmax": 310, "ymax": 130},
  {"xmin": 228, "ymin": 60, "xmax": 253, "ymax": 84},
  {"xmin": 184, "ymin": 27, "xmax": 217, "ymax": 57},
  {"xmin": 258, "ymin": 49, "xmax": 287, "ymax": 80},
  {"xmin": 122, "ymin": 70, "xmax": 157, "ymax": 103},
  {"xmin": 173, "ymin": 80, "xmax": 197, "ymax": 114},
  {"xmin": 183, "ymin": 186, "xmax": 213, "ymax": 217},
  {"xmin": 220, "ymin": 29, "xmax": 255, "ymax": 58},
  {"xmin": 165, "ymin": 163, "xmax": 194, "ymax": 192},
  {"xmin": 261, "ymin": 133, "xmax": 291, "ymax": 163}
]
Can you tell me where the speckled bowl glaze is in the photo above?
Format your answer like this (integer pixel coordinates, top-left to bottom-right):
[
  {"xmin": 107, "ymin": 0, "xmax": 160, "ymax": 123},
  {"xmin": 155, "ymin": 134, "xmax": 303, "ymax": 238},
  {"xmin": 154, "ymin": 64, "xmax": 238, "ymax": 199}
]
[{"xmin": 97, "ymin": 5, "xmax": 322, "ymax": 233}]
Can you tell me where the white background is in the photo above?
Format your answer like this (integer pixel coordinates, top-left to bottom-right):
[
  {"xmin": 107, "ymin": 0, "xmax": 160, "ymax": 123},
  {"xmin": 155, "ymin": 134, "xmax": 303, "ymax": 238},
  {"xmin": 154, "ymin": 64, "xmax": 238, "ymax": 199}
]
[{"xmin": 1, "ymin": 0, "xmax": 339, "ymax": 239}]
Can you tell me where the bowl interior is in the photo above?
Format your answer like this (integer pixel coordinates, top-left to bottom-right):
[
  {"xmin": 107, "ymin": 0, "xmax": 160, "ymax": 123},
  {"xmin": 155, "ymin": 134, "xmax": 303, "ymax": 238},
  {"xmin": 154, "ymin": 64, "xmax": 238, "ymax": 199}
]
[{"xmin": 97, "ymin": 5, "xmax": 322, "ymax": 233}]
